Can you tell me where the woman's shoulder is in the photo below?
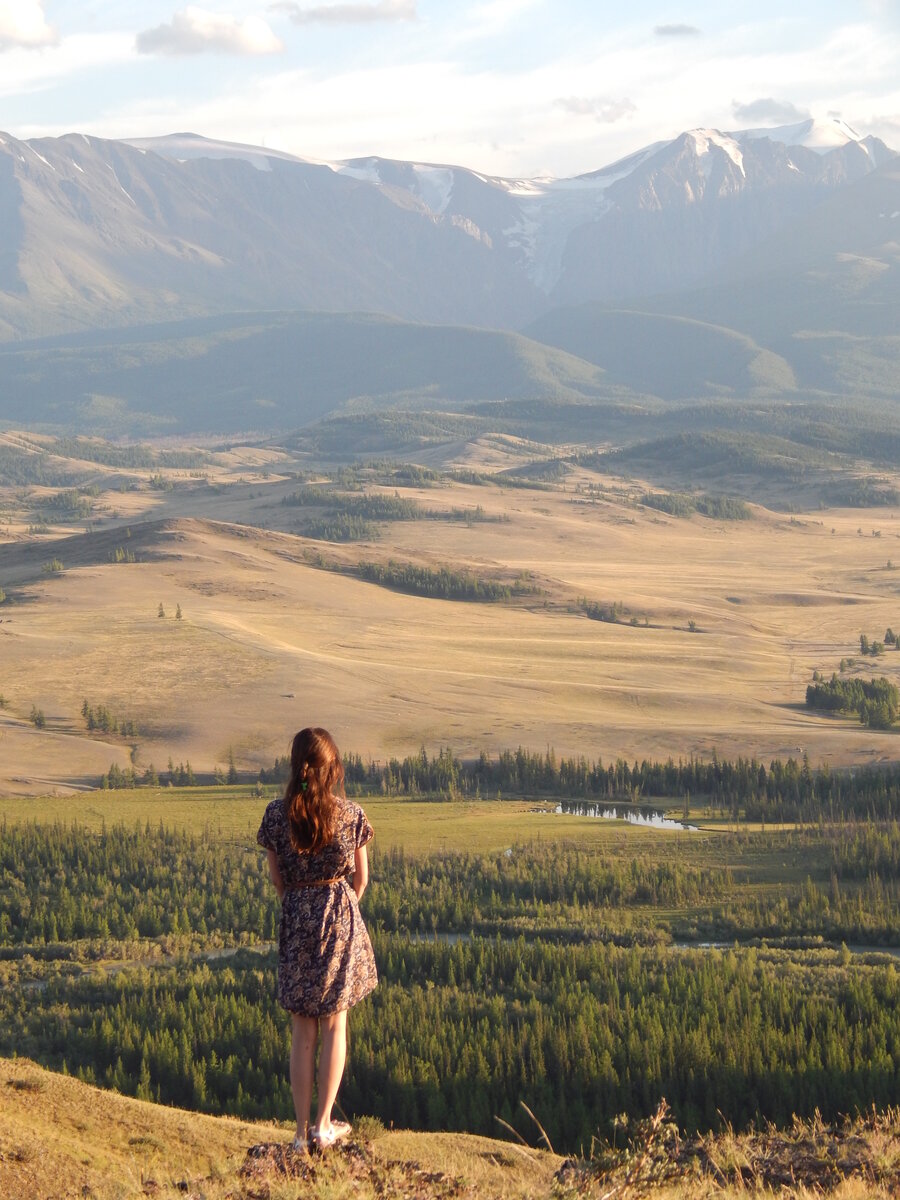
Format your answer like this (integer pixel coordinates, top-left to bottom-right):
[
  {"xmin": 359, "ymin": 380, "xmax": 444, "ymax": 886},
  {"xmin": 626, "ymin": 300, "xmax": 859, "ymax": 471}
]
[
  {"xmin": 335, "ymin": 796, "xmax": 364, "ymax": 823},
  {"xmin": 336, "ymin": 797, "xmax": 374, "ymax": 847},
  {"xmin": 257, "ymin": 795, "xmax": 286, "ymax": 851},
  {"xmin": 264, "ymin": 796, "xmax": 286, "ymax": 822}
]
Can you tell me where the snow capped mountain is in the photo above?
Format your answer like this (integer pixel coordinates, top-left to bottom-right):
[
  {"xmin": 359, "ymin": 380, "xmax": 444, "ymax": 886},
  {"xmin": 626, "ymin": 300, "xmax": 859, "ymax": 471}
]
[
  {"xmin": 124, "ymin": 132, "xmax": 316, "ymax": 172},
  {"xmin": 0, "ymin": 118, "xmax": 894, "ymax": 340},
  {"xmin": 737, "ymin": 115, "xmax": 891, "ymax": 159},
  {"xmin": 310, "ymin": 119, "xmax": 897, "ymax": 299}
]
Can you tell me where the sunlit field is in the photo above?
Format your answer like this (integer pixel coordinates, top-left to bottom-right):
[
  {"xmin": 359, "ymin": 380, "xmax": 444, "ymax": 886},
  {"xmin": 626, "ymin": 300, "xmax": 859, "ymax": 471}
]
[{"xmin": 3, "ymin": 439, "xmax": 900, "ymax": 797}]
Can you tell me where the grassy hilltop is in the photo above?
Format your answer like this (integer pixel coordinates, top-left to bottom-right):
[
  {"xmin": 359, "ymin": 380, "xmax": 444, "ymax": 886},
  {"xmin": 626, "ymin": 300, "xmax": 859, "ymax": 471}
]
[
  {"xmin": 3, "ymin": 1056, "xmax": 900, "ymax": 1199},
  {"xmin": 0, "ymin": 1056, "xmax": 556, "ymax": 1200}
]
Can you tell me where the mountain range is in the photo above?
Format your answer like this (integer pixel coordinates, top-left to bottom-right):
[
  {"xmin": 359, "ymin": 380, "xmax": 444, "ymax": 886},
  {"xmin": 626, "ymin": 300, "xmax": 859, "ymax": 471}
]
[{"xmin": 0, "ymin": 117, "xmax": 897, "ymax": 434}]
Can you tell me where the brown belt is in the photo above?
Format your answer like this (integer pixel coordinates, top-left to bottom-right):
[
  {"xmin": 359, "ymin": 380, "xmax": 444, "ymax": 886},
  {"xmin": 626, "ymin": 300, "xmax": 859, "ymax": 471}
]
[{"xmin": 286, "ymin": 877, "xmax": 347, "ymax": 889}]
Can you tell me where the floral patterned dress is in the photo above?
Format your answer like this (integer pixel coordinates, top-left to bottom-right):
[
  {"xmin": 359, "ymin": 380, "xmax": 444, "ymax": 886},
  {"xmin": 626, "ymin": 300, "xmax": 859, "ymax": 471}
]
[{"xmin": 257, "ymin": 796, "xmax": 378, "ymax": 1016}]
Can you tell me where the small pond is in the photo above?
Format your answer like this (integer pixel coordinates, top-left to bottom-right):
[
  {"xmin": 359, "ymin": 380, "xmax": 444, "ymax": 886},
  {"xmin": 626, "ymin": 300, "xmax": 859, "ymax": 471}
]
[{"xmin": 542, "ymin": 801, "xmax": 696, "ymax": 831}]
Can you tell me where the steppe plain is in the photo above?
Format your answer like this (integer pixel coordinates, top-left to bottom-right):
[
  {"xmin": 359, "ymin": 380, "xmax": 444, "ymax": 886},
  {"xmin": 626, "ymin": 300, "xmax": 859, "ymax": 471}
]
[{"xmin": 2, "ymin": 429, "xmax": 900, "ymax": 795}]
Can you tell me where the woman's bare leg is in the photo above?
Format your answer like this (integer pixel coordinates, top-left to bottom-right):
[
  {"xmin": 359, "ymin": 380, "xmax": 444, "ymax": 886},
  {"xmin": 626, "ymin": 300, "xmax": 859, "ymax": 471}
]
[
  {"xmin": 290, "ymin": 1014, "xmax": 318, "ymax": 1142},
  {"xmin": 314, "ymin": 1009, "xmax": 348, "ymax": 1132}
]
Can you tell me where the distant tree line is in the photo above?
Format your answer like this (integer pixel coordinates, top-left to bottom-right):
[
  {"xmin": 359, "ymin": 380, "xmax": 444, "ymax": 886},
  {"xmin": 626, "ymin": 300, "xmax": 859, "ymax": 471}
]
[
  {"xmin": 300, "ymin": 513, "xmax": 379, "ymax": 542},
  {"xmin": 249, "ymin": 743, "xmax": 900, "ymax": 823},
  {"xmin": 99, "ymin": 760, "xmax": 199, "ymax": 789},
  {"xmin": 641, "ymin": 492, "xmax": 751, "ymax": 520},
  {"xmin": 824, "ymin": 481, "xmax": 900, "ymax": 508},
  {"xmin": 48, "ymin": 439, "xmax": 208, "ymax": 469},
  {"xmin": 806, "ymin": 676, "xmax": 899, "ymax": 730},
  {"xmin": 82, "ymin": 699, "xmax": 139, "ymax": 738},
  {"xmin": 82, "ymin": 736, "xmax": 900, "ymax": 825},
  {"xmin": 42, "ymin": 487, "xmax": 96, "ymax": 519},
  {"xmin": 282, "ymin": 488, "xmax": 420, "ymax": 518},
  {"xmin": 579, "ymin": 598, "xmax": 630, "ymax": 624},
  {"xmin": 352, "ymin": 560, "xmax": 537, "ymax": 602},
  {"xmin": 0, "ymin": 446, "xmax": 85, "ymax": 488},
  {"xmin": 282, "ymin": 486, "xmax": 504, "ymax": 542}
]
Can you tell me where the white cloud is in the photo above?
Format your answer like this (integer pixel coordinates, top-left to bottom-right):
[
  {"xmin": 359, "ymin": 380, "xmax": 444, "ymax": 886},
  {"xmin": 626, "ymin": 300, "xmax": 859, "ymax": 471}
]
[
  {"xmin": 731, "ymin": 97, "xmax": 810, "ymax": 125},
  {"xmin": 448, "ymin": 0, "xmax": 544, "ymax": 47},
  {"xmin": 654, "ymin": 23, "xmax": 700, "ymax": 37},
  {"xmin": 136, "ymin": 7, "xmax": 283, "ymax": 55},
  {"xmin": 0, "ymin": 32, "xmax": 133, "ymax": 100},
  {"xmin": 14, "ymin": 11, "xmax": 900, "ymax": 178},
  {"xmin": 0, "ymin": 1, "xmax": 56, "ymax": 51},
  {"xmin": 858, "ymin": 110, "xmax": 900, "ymax": 147},
  {"xmin": 272, "ymin": 0, "xmax": 416, "ymax": 24},
  {"xmin": 555, "ymin": 96, "xmax": 636, "ymax": 123}
]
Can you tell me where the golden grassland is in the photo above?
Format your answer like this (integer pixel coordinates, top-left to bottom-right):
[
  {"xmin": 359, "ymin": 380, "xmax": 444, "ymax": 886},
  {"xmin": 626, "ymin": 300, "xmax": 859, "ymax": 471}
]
[
  {"xmin": 2, "ymin": 1056, "xmax": 898, "ymax": 1200},
  {"xmin": 0, "ymin": 1056, "xmax": 558, "ymax": 1200},
  {"xmin": 4, "ymin": 436, "xmax": 900, "ymax": 797}
]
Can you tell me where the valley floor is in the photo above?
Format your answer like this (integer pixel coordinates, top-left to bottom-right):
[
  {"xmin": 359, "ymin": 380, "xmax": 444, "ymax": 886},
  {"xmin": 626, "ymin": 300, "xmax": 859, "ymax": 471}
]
[{"xmin": 5, "ymin": 437, "xmax": 900, "ymax": 795}]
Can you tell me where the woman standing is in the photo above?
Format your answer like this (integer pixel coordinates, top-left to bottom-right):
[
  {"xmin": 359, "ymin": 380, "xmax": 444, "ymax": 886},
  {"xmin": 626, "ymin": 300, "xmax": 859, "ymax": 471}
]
[{"xmin": 257, "ymin": 727, "xmax": 377, "ymax": 1150}]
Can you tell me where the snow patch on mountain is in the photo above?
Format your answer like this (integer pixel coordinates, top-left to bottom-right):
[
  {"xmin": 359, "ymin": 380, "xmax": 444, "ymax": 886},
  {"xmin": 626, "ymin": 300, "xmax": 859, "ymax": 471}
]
[
  {"xmin": 737, "ymin": 116, "xmax": 861, "ymax": 153},
  {"xmin": 124, "ymin": 132, "xmax": 314, "ymax": 172},
  {"xmin": 30, "ymin": 148, "xmax": 55, "ymax": 171},
  {"xmin": 688, "ymin": 129, "xmax": 745, "ymax": 177},
  {"xmin": 411, "ymin": 165, "xmax": 454, "ymax": 214},
  {"xmin": 337, "ymin": 160, "xmax": 382, "ymax": 184}
]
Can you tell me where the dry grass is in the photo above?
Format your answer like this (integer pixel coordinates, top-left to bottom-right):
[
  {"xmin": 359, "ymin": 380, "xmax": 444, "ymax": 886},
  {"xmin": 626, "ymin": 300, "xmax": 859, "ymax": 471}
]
[
  {"xmin": 4, "ymin": 451, "xmax": 900, "ymax": 794},
  {"xmin": 4, "ymin": 1059, "xmax": 900, "ymax": 1200},
  {"xmin": 0, "ymin": 1055, "xmax": 282, "ymax": 1200},
  {"xmin": 0, "ymin": 1058, "xmax": 556, "ymax": 1200},
  {"xmin": 556, "ymin": 1101, "xmax": 900, "ymax": 1199}
]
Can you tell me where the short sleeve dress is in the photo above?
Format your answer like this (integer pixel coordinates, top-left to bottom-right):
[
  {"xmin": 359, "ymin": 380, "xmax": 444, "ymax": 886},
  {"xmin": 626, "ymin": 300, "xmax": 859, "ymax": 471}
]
[{"xmin": 257, "ymin": 796, "xmax": 378, "ymax": 1016}]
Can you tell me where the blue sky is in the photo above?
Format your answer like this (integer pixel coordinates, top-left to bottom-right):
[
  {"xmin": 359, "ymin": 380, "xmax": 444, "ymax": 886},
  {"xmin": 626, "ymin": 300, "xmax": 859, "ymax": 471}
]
[{"xmin": 1, "ymin": 0, "xmax": 898, "ymax": 176}]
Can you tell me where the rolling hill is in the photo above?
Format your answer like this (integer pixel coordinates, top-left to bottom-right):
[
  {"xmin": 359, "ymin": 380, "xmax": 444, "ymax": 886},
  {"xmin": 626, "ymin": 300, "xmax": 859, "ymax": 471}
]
[
  {"xmin": 0, "ymin": 1056, "xmax": 555, "ymax": 1200},
  {"xmin": 0, "ymin": 311, "xmax": 637, "ymax": 436},
  {"xmin": 636, "ymin": 156, "xmax": 900, "ymax": 396},
  {"xmin": 523, "ymin": 307, "xmax": 797, "ymax": 400}
]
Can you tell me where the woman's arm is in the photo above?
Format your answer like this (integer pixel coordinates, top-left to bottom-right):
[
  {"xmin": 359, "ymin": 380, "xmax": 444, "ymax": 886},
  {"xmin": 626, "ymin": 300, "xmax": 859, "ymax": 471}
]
[
  {"xmin": 266, "ymin": 848, "xmax": 285, "ymax": 900},
  {"xmin": 353, "ymin": 844, "xmax": 369, "ymax": 901}
]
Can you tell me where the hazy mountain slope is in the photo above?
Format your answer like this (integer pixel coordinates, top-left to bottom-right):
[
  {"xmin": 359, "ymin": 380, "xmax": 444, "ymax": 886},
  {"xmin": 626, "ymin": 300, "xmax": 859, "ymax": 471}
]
[
  {"xmin": 328, "ymin": 120, "xmax": 895, "ymax": 304},
  {"xmin": 638, "ymin": 157, "xmax": 900, "ymax": 395},
  {"xmin": 592, "ymin": 430, "xmax": 851, "ymax": 508},
  {"xmin": 0, "ymin": 121, "xmax": 893, "ymax": 343},
  {"xmin": 548, "ymin": 126, "xmax": 893, "ymax": 306},
  {"xmin": 0, "ymin": 311, "xmax": 630, "ymax": 435},
  {"xmin": 523, "ymin": 306, "xmax": 797, "ymax": 399},
  {"xmin": 0, "ymin": 132, "xmax": 541, "ymax": 339}
]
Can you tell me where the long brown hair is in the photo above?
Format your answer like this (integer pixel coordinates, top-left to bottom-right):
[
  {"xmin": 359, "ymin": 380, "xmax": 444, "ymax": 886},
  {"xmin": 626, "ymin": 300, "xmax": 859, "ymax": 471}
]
[{"xmin": 283, "ymin": 727, "xmax": 345, "ymax": 853}]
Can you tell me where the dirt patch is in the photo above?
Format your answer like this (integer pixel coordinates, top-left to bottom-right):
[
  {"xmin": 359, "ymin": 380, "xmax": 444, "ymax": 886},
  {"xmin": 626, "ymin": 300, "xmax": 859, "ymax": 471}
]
[{"xmin": 240, "ymin": 1140, "xmax": 476, "ymax": 1199}]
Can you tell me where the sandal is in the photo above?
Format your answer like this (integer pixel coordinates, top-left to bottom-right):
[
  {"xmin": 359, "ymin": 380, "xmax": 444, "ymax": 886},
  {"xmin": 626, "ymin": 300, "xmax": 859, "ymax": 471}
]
[
  {"xmin": 310, "ymin": 1120, "xmax": 351, "ymax": 1149},
  {"xmin": 290, "ymin": 1134, "xmax": 310, "ymax": 1153}
]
